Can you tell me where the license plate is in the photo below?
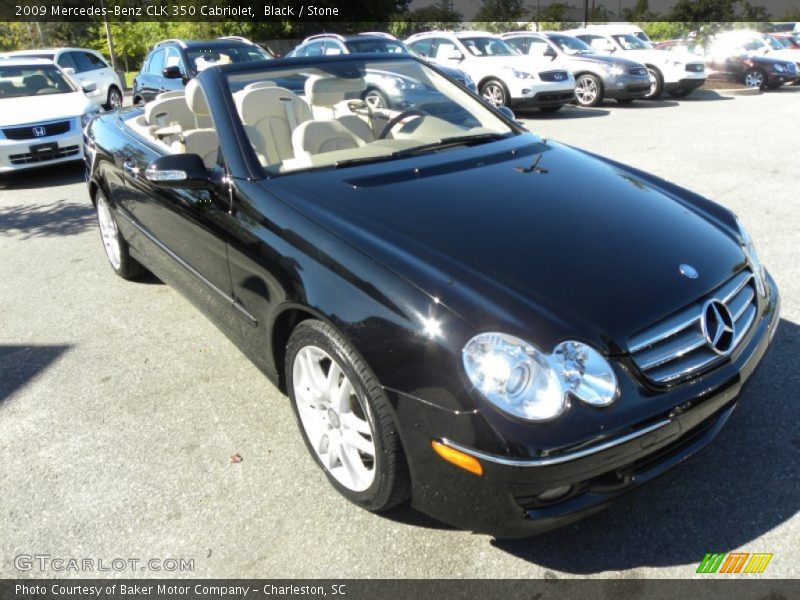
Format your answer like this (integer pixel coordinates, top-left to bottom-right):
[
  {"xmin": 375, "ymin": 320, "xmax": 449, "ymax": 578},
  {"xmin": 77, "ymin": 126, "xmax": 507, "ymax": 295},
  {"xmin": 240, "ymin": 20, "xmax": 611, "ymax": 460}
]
[{"xmin": 30, "ymin": 142, "xmax": 58, "ymax": 155}]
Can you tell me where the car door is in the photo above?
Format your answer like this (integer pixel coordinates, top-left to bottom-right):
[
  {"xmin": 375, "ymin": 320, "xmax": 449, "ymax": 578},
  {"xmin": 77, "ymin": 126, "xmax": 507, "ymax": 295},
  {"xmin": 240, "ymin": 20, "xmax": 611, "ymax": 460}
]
[
  {"xmin": 70, "ymin": 51, "xmax": 104, "ymax": 91},
  {"xmin": 140, "ymin": 49, "xmax": 166, "ymax": 102},
  {"xmin": 161, "ymin": 47, "xmax": 188, "ymax": 94},
  {"xmin": 114, "ymin": 128, "xmax": 235, "ymax": 325},
  {"xmin": 86, "ymin": 50, "xmax": 116, "ymax": 96}
]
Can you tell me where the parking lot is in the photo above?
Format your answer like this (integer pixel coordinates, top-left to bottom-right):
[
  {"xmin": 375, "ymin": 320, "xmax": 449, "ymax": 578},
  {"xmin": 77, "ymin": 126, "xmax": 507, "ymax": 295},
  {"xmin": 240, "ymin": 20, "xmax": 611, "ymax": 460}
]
[{"xmin": 1, "ymin": 88, "xmax": 799, "ymax": 579}]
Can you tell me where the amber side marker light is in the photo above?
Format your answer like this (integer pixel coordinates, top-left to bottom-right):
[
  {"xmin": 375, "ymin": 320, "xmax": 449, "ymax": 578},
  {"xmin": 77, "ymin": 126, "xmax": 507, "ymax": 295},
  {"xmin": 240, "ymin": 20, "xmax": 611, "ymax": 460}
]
[{"xmin": 432, "ymin": 440, "xmax": 483, "ymax": 476}]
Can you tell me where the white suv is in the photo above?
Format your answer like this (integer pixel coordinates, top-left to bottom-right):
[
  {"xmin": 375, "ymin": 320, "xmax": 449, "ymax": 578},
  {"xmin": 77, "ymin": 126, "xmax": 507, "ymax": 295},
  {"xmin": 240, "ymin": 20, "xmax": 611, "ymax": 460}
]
[
  {"xmin": 1, "ymin": 47, "xmax": 123, "ymax": 109},
  {"xmin": 566, "ymin": 29, "xmax": 706, "ymax": 99},
  {"xmin": 406, "ymin": 31, "xmax": 575, "ymax": 111}
]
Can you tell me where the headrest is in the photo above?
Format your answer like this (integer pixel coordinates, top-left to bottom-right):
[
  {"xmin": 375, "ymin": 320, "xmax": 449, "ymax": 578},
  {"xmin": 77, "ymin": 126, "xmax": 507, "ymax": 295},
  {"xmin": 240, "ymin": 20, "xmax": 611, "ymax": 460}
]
[
  {"xmin": 244, "ymin": 80, "xmax": 277, "ymax": 91},
  {"xmin": 155, "ymin": 90, "xmax": 185, "ymax": 101},
  {"xmin": 185, "ymin": 78, "xmax": 209, "ymax": 116},
  {"xmin": 236, "ymin": 86, "xmax": 308, "ymax": 123},
  {"xmin": 304, "ymin": 76, "xmax": 366, "ymax": 107}
]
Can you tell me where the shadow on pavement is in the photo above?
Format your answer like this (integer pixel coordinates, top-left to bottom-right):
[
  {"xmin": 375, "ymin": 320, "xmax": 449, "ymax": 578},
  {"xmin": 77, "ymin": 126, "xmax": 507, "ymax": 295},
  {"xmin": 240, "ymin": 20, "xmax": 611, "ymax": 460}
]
[
  {"xmin": 676, "ymin": 90, "xmax": 735, "ymax": 102},
  {"xmin": 0, "ymin": 197, "xmax": 95, "ymax": 239},
  {"xmin": 0, "ymin": 163, "xmax": 84, "ymax": 190},
  {"xmin": 0, "ymin": 345, "xmax": 71, "ymax": 404},
  {"xmin": 492, "ymin": 318, "xmax": 799, "ymax": 573},
  {"xmin": 516, "ymin": 106, "xmax": 610, "ymax": 120}
]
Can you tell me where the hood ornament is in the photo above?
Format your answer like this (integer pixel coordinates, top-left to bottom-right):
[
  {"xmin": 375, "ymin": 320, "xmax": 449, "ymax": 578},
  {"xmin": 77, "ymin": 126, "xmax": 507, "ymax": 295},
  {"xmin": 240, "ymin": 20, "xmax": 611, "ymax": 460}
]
[{"xmin": 679, "ymin": 264, "xmax": 699, "ymax": 279}]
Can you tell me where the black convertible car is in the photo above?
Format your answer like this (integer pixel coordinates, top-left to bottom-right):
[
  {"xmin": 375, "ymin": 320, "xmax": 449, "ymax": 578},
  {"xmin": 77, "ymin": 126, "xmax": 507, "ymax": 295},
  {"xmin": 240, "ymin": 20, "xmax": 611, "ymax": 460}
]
[{"xmin": 85, "ymin": 55, "xmax": 779, "ymax": 538}]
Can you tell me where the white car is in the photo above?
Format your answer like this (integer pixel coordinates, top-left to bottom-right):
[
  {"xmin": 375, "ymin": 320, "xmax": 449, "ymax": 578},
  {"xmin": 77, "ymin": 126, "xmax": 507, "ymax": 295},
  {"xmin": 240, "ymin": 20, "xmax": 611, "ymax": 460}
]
[
  {"xmin": 566, "ymin": 29, "xmax": 706, "ymax": 99},
  {"xmin": 0, "ymin": 58, "xmax": 99, "ymax": 175},
  {"xmin": 1, "ymin": 47, "xmax": 123, "ymax": 109},
  {"xmin": 713, "ymin": 30, "xmax": 800, "ymax": 69},
  {"xmin": 583, "ymin": 23, "xmax": 652, "ymax": 44},
  {"xmin": 406, "ymin": 31, "xmax": 575, "ymax": 111}
]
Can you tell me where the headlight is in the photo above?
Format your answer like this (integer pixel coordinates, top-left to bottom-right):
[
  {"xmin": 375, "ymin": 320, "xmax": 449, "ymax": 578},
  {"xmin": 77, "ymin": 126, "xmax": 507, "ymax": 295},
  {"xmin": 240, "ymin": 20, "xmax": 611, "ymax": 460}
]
[
  {"xmin": 81, "ymin": 109, "xmax": 100, "ymax": 128},
  {"xmin": 504, "ymin": 67, "xmax": 536, "ymax": 80},
  {"xmin": 600, "ymin": 63, "xmax": 624, "ymax": 76},
  {"xmin": 736, "ymin": 217, "xmax": 767, "ymax": 297},
  {"xmin": 387, "ymin": 75, "xmax": 418, "ymax": 90},
  {"xmin": 462, "ymin": 333, "xmax": 618, "ymax": 422}
]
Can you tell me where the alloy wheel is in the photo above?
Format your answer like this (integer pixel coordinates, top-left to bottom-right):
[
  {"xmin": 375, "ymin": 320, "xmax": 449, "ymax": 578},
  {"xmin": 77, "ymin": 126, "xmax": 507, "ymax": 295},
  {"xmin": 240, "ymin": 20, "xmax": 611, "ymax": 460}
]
[
  {"xmin": 482, "ymin": 83, "xmax": 505, "ymax": 107},
  {"xmin": 575, "ymin": 76, "xmax": 599, "ymax": 106},
  {"xmin": 96, "ymin": 195, "xmax": 122, "ymax": 270},
  {"xmin": 364, "ymin": 91, "xmax": 386, "ymax": 109},
  {"xmin": 292, "ymin": 346, "xmax": 376, "ymax": 492},
  {"xmin": 745, "ymin": 71, "xmax": 765, "ymax": 88},
  {"xmin": 108, "ymin": 89, "xmax": 123, "ymax": 110}
]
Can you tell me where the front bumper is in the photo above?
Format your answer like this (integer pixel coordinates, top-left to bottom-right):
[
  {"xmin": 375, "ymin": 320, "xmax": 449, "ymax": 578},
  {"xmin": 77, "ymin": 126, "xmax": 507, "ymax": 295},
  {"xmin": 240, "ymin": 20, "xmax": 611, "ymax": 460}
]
[
  {"xmin": 390, "ymin": 274, "xmax": 779, "ymax": 538},
  {"xmin": 766, "ymin": 72, "xmax": 798, "ymax": 86},
  {"xmin": 507, "ymin": 78, "xmax": 575, "ymax": 107},
  {"xmin": 602, "ymin": 74, "xmax": 651, "ymax": 99},
  {"xmin": 664, "ymin": 77, "xmax": 707, "ymax": 92},
  {"xmin": 0, "ymin": 123, "xmax": 83, "ymax": 174}
]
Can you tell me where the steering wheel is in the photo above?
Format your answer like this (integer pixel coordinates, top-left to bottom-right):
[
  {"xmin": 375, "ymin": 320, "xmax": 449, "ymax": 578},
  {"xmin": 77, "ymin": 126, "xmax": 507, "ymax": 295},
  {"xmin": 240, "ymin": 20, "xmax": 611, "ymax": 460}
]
[{"xmin": 378, "ymin": 109, "xmax": 429, "ymax": 140}]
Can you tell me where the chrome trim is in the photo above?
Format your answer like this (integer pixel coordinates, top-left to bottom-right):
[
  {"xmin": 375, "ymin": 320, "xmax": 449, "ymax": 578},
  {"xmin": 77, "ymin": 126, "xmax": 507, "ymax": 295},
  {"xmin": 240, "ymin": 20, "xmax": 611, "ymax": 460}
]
[
  {"xmin": 440, "ymin": 419, "xmax": 671, "ymax": 468},
  {"xmin": 629, "ymin": 311, "xmax": 699, "ymax": 353}
]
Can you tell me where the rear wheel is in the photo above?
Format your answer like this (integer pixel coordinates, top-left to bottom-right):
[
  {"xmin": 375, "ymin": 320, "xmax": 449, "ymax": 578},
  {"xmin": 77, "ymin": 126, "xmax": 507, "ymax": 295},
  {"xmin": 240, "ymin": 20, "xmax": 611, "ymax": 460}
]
[
  {"xmin": 286, "ymin": 320, "xmax": 410, "ymax": 511},
  {"xmin": 644, "ymin": 67, "xmax": 664, "ymax": 99},
  {"xmin": 95, "ymin": 190, "xmax": 146, "ymax": 280},
  {"xmin": 480, "ymin": 79, "xmax": 508, "ymax": 108},
  {"xmin": 105, "ymin": 86, "xmax": 123, "ymax": 110},
  {"xmin": 574, "ymin": 73, "xmax": 603, "ymax": 106},
  {"xmin": 744, "ymin": 68, "xmax": 766, "ymax": 89}
]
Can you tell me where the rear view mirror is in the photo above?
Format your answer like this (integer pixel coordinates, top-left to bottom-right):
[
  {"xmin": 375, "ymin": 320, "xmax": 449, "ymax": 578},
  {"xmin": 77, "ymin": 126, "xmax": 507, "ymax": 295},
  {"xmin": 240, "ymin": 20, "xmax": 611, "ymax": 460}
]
[
  {"xmin": 544, "ymin": 47, "xmax": 557, "ymax": 59},
  {"xmin": 145, "ymin": 154, "xmax": 212, "ymax": 189},
  {"xmin": 82, "ymin": 82, "xmax": 97, "ymax": 93},
  {"xmin": 62, "ymin": 67, "xmax": 76, "ymax": 76},
  {"xmin": 446, "ymin": 49, "xmax": 464, "ymax": 61},
  {"xmin": 163, "ymin": 65, "xmax": 184, "ymax": 79}
]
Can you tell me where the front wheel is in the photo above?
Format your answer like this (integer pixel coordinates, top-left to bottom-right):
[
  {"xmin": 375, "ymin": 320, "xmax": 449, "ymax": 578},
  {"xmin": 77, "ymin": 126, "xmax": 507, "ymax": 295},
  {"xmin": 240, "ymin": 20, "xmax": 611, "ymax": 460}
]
[
  {"xmin": 644, "ymin": 67, "xmax": 664, "ymax": 99},
  {"xmin": 480, "ymin": 79, "xmax": 508, "ymax": 108},
  {"xmin": 95, "ymin": 190, "xmax": 146, "ymax": 280},
  {"xmin": 744, "ymin": 68, "xmax": 766, "ymax": 89},
  {"xmin": 105, "ymin": 86, "xmax": 123, "ymax": 110},
  {"xmin": 286, "ymin": 319, "xmax": 410, "ymax": 511},
  {"xmin": 574, "ymin": 73, "xmax": 603, "ymax": 106},
  {"xmin": 364, "ymin": 88, "xmax": 389, "ymax": 110}
]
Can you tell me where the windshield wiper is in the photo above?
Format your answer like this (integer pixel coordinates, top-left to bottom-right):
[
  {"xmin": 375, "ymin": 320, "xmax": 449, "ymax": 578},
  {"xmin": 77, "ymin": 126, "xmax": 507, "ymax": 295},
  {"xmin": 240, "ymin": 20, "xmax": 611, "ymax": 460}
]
[
  {"xmin": 391, "ymin": 132, "xmax": 511, "ymax": 158},
  {"xmin": 333, "ymin": 155, "xmax": 399, "ymax": 169}
]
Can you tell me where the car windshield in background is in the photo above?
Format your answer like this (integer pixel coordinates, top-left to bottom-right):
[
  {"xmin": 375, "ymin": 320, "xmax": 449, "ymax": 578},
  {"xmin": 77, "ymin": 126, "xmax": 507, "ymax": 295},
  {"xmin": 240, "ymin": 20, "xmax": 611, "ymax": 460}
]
[
  {"xmin": 344, "ymin": 40, "xmax": 411, "ymax": 54},
  {"xmin": 549, "ymin": 35, "xmax": 594, "ymax": 55},
  {"xmin": 0, "ymin": 64, "xmax": 75, "ymax": 98},
  {"xmin": 764, "ymin": 36, "xmax": 785, "ymax": 50},
  {"xmin": 225, "ymin": 57, "xmax": 515, "ymax": 176},
  {"xmin": 461, "ymin": 37, "xmax": 517, "ymax": 56},
  {"xmin": 612, "ymin": 34, "xmax": 650, "ymax": 50},
  {"xmin": 188, "ymin": 44, "xmax": 272, "ymax": 71}
]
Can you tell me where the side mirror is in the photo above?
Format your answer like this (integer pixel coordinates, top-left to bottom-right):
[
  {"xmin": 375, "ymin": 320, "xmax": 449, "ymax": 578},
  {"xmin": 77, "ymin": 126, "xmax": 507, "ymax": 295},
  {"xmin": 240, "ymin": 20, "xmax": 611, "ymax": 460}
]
[
  {"xmin": 446, "ymin": 49, "xmax": 464, "ymax": 61},
  {"xmin": 544, "ymin": 47, "xmax": 557, "ymax": 60},
  {"xmin": 145, "ymin": 154, "xmax": 212, "ymax": 189},
  {"xmin": 62, "ymin": 67, "xmax": 76, "ymax": 76},
  {"xmin": 162, "ymin": 65, "xmax": 184, "ymax": 79},
  {"xmin": 497, "ymin": 106, "xmax": 515, "ymax": 120},
  {"xmin": 82, "ymin": 82, "xmax": 97, "ymax": 93}
]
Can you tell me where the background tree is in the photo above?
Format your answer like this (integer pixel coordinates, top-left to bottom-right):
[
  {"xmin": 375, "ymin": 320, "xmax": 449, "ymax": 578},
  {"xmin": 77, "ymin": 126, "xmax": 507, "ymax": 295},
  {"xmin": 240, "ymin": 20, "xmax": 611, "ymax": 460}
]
[{"xmin": 474, "ymin": 0, "xmax": 528, "ymax": 21}]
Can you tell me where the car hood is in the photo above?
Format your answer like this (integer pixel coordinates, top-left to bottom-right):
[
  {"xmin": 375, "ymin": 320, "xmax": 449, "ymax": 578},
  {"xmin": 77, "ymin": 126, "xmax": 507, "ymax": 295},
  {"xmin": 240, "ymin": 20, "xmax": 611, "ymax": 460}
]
[
  {"xmin": 0, "ymin": 91, "xmax": 93, "ymax": 127},
  {"xmin": 264, "ymin": 135, "xmax": 744, "ymax": 352}
]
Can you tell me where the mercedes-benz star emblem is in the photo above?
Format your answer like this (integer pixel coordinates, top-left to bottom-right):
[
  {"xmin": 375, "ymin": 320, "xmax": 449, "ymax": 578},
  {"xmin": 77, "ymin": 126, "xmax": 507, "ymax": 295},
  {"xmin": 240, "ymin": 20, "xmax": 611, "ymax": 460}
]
[
  {"xmin": 701, "ymin": 299, "xmax": 735, "ymax": 355},
  {"xmin": 679, "ymin": 263, "xmax": 699, "ymax": 279}
]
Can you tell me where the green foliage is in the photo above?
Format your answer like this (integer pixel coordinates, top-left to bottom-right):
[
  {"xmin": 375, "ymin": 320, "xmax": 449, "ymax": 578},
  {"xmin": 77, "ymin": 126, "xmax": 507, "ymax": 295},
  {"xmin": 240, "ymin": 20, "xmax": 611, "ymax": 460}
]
[
  {"xmin": 474, "ymin": 0, "xmax": 528, "ymax": 22},
  {"xmin": 667, "ymin": 0, "xmax": 771, "ymax": 21},
  {"xmin": 639, "ymin": 22, "xmax": 693, "ymax": 42}
]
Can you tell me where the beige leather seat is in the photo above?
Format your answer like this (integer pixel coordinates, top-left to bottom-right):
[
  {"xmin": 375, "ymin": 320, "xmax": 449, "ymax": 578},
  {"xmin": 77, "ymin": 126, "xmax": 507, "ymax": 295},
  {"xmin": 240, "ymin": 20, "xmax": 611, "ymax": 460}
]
[
  {"xmin": 292, "ymin": 76, "xmax": 370, "ymax": 159},
  {"xmin": 154, "ymin": 90, "xmax": 185, "ymax": 101},
  {"xmin": 171, "ymin": 78, "xmax": 218, "ymax": 169},
  {"xmin": 233, "ymin": 85, "xmax": 312, "ymax": 165},
  {"xmin": 145, "ymin": 95, "xmax": 194, "ymax": 130},
  {"xmin": 243, "ymin": 81, "xmax": 277, "ymax": 91}
]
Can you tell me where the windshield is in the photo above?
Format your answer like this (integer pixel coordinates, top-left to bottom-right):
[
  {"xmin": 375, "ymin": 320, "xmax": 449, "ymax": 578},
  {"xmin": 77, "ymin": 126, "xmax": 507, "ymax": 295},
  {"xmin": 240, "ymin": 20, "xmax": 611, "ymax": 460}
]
[
  {"xmin": 764, "ymin": 35, "xmax": 785, "ymax": 50},
  {"xmin": 460, "ymin": 37, "xmax": 518, "ymax": 57},
  {"xmin": 0, "ymin": 64, "xmax": 75, "ymax": 98},
  {"xmin": 188, "ymin": 44, "xmax": 272, "ymax": 72},
  {"xmin": 549, "ymin": 35, "xmax": 594, "ymax": 55},
  {"xmin": 740, "ymin": 38, "xmax": 766, "ymax": 52},
  {"xmin": 612, "ymin": 34, "xmax": 650, "ymax": 50},
  {"xmin": 225, "ymin": 57, "xmax": 515, "ymax": 176},
  {"xmin": 345, "ymin": 40, "xmax": 411, "ymax": 54}
]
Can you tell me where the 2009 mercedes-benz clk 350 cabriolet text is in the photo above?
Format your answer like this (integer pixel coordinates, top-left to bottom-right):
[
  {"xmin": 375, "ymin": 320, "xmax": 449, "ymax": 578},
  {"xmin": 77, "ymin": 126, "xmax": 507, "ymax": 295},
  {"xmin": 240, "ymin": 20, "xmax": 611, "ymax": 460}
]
[{"xmin": 85, "ymin": 54, "xmax": 779, "ymax": 538}]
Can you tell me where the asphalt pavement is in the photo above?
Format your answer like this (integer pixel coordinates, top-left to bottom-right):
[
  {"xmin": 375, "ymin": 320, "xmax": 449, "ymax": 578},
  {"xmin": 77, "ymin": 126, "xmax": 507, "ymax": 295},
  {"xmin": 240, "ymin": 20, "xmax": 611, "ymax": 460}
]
[{"xmin": 1, "ymin": 87, "xmax": 798, "ymax": 579}]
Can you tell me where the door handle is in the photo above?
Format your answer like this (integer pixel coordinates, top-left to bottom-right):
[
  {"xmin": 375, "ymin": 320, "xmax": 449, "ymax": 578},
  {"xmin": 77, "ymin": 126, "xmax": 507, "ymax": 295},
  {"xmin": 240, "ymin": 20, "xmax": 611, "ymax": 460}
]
[{"xmin": 122, "ymin": 161, "xmax": 140, "ymax": 179}]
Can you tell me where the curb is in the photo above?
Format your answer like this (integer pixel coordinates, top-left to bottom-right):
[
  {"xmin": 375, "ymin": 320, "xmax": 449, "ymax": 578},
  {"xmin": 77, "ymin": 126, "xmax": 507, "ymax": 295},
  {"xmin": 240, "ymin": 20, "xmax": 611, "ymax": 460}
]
[{"xmin": 712, "ymin": 87, "xmax": 762, "ymax": 96}]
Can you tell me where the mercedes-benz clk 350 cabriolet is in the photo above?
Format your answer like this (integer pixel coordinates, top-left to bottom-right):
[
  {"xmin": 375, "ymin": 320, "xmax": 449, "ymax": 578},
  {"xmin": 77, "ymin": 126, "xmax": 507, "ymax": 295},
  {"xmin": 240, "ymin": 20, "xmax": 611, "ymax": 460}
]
[{"xmin": 84, "ymin": 55, "xmax": 779, "ymax": 538}]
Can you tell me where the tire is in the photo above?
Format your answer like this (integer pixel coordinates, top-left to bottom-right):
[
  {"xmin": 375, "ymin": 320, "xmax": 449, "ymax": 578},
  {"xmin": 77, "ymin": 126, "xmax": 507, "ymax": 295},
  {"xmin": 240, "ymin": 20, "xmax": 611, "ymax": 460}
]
[
  {"xmin": 574, "ymin": 73, "xmax": 603, "ymax": 107},
  {"xmin": 364, "ymin": 88, "xmax": 389, "ymax": 110},
  {"xmin": 743, "ymin": 68, "xmax": 766, "ymax": 89},
  {"xmin": 286, "ymin": 319, "xmax": 410, "ymax": 512},
  {"xmin": 105, "ymin": 86, "xmax": 123, "ymax": 110},
  {"xmin": 480, "ymin": 79, "xmax": 508, "ymax": 108},
  {"xmin": 644, "ymin": 66, "xmax": 664, "ymax": 99},
  {"xmin": 667, "ymin": 88, "xmax": 693, "ymax": 98},
  {"xmin": 95, "ymin": 189, "xmax": 146, "ymax": 280},
  {"xmin": 539, "ymin": 105, "xmax": 563, "ymax": 113}
]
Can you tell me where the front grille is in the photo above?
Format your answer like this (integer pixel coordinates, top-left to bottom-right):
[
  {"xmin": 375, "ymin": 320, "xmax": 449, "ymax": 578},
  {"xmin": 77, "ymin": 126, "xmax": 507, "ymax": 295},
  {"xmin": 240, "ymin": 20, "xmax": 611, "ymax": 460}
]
[
  {"xmin": 534, "ymin": 91, "xmax": 575, "ymax": 102},
  {"xmin": 538, "ymin": 70, "xmax": 570, "ymax": 83},
  {"xmin": 685, "ymin": 63, "xmax": 704, "ymax": 73},
  {"xmin": 629, "ymin": 67, "xmax": 648, "ymax": 77},
  {"xmin": 9, "ymin": 145, "xmax": 80, "ymax": 165},
  {"xmin": 628, "ymin": 270, "xmax": 758, "ymax": 385},
  {"xmin": 3, "ymin": 120, "xmax": 71, "ymax": 140}
]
